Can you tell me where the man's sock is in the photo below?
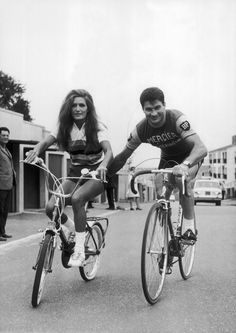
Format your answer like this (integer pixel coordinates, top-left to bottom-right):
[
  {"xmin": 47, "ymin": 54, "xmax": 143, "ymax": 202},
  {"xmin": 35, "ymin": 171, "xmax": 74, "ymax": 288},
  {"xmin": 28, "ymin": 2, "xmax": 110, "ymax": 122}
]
[{"xmin": 183, "ymin": 218, "xmax": 195, "ymax": 233}]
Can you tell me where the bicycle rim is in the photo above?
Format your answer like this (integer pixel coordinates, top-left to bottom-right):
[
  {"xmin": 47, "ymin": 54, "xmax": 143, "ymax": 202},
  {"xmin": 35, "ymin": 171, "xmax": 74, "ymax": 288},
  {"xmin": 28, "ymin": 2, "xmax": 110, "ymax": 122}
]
[
  {"xmin": 141, "ymin": 203, "xmax": 168, "ymax": 304},
  {"xmin": 79, "ymin": 224, "xmax": 103, "ymax": 281},
  {"xmin": 179, "ymin": 218, "xmax": 196, "ymax": 279},
  {"xmin": 31, "ymin": 233, "xmax": 54, "ymax": 307}
]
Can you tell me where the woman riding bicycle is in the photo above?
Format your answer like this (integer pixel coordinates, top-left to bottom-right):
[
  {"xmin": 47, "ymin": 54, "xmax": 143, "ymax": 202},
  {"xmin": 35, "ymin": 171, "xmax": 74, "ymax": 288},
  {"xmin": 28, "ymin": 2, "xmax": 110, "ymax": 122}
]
[{"xmin": 26, "ymin": 89, "xmax": 113, "ymax": 267}]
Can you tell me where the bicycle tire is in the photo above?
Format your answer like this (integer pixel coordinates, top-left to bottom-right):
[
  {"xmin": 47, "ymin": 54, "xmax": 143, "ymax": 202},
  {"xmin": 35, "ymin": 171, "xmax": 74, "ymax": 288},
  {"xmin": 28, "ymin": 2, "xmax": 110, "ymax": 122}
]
[
  {"xmin": 79, "ymin": 224, "xmax": 103, "ymax": 281},
  {"xmin": 141, "ymin": 203, "xmax": 169, "ymax": 304},
  {"xmin": 31, "ymin": 233, "xmax": 54, "ymax": 307},
  {"xmin": 178, "ymin": 216, "xmax": 196, "ymax": 280}
]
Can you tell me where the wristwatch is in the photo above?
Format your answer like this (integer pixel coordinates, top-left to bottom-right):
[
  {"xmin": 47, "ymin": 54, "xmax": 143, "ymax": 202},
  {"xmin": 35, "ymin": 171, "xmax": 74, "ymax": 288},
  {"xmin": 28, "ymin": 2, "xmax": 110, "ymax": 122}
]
[{"xmin": 182, "ymin": 160, "xmax": 191, "ymax": 168}]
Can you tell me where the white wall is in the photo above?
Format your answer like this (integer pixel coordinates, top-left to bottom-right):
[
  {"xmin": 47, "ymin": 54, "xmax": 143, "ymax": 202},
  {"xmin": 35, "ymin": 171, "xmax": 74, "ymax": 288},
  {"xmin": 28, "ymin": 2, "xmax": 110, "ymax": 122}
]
[{"xmin": 0, "ymin": 108, "xmax": 50, "ymax": 141}]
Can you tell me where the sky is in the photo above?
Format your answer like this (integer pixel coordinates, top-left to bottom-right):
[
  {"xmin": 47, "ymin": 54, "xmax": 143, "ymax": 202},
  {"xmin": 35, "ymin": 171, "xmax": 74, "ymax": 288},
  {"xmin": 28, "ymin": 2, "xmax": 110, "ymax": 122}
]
[{"xmin": 1, "ymin": 0, "xmax": 236, "ymax": 167}]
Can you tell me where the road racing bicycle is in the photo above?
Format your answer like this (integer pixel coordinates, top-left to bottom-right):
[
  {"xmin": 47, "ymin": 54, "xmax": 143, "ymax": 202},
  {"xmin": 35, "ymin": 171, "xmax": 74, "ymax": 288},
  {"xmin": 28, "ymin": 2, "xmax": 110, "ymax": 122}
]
[{"xmin": 131, "ymin": 168, "xmax": 197, "ymax": 305}]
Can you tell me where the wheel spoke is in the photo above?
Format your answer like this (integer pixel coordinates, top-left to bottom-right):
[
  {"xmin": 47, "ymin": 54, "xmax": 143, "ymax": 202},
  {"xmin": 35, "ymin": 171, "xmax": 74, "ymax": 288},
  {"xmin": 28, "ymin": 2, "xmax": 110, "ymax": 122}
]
[{"xmin": 79, "ymin": 224, "xmax": 103, "ymax": 281}]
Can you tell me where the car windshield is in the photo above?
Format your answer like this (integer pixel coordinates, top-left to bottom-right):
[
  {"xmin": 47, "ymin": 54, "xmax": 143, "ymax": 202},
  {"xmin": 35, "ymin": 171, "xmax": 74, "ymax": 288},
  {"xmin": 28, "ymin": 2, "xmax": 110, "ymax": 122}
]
[{"xmin": 195, "ymin": 181, "xmax": 221, "ymax": 189}]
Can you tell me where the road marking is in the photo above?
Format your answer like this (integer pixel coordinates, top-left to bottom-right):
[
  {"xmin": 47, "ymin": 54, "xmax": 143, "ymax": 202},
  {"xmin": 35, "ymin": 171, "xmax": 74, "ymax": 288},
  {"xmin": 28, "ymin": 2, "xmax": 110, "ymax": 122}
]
[
  {"xmin": 0, "ymin": 210, "xmax": 118, "ymax": 254},
  {"xmin": 0, "ymin": 234, "xmax": 41, "ymax": 254}
]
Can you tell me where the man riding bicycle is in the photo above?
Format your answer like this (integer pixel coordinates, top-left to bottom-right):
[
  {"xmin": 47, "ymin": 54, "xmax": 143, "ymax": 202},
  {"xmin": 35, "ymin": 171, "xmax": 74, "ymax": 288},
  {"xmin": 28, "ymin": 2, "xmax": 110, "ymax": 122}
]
[{"xmin": 108, "ymin": 87, "xmax": 208, "ymax": 241}]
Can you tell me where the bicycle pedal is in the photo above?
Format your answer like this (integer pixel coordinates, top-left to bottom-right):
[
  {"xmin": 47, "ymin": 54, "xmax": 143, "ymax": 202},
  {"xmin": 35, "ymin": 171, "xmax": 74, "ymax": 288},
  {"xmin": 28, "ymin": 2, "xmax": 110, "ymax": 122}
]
[
  {"xmin": 181, "ymin": 239, "xmax": 195, "ymax": 246},
  {"xmin": 166, "ymin": 267, "xmax": 172, "ymax": 275}
]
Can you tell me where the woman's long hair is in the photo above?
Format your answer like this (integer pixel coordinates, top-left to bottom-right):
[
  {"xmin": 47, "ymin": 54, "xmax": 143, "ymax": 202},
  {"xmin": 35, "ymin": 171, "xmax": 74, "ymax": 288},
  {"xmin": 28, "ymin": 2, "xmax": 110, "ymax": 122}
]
[{"xmin": 56, "ymin": 89, "xmax": 100, "ymax": 152}]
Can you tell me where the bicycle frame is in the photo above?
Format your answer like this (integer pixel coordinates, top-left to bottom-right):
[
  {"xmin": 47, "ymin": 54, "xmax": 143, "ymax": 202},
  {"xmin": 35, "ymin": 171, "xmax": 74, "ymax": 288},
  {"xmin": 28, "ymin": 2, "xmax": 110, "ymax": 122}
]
[{"xmin": 155, "ymin": 196, "xmax": 183, "ymax": 263}]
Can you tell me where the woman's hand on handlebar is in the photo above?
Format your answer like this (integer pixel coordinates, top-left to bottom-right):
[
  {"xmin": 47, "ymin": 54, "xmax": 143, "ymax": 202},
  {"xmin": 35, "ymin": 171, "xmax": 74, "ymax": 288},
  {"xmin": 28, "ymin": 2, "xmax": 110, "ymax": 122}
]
[
  {"xmin": 25, "ymin": 150, "xmax": 39, "ymax": 164},
  {"xmin": 96, "ymin": 165, "xmax": 107, "ymax": 182}
]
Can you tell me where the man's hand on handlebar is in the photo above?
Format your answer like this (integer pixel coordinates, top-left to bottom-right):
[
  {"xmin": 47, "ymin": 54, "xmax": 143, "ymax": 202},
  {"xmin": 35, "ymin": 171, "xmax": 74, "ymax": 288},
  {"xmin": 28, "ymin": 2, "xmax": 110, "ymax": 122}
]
[{"xmin": 172, "ymin": 164, "xmax": 189, "ymax": 178}]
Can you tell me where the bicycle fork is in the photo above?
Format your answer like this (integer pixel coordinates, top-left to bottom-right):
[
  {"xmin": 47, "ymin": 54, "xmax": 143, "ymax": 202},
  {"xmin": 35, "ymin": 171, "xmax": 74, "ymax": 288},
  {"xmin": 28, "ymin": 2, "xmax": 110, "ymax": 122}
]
[{"xmin": 32, "ymin": 231, "xmax": 57, "ymax": 272}]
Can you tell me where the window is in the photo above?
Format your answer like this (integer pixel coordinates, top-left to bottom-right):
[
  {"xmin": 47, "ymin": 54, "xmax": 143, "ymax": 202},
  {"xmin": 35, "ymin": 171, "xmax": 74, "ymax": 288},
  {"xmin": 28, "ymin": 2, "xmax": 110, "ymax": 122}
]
[
  {"xmin": 209, "ymin": 153, "xmax": 212, "ymax": 164},
  {"xmin": 223, "ymin": 166, "xmax": 227, "ymax": 179},
  {"xmin": 213, "ymin": 153, "xmax": 216, "ymax": 163},
  {"xmin": 222, "ymin": 151, "xmax": 227, "ymax": 164}
]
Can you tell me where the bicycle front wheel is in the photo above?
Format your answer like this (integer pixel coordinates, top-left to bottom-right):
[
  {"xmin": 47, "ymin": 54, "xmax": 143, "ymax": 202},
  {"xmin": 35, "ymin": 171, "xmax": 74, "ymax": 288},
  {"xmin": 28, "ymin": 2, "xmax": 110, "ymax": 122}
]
[
  {"xmin": 179, "ymin": 217, "xmax": 196, "ymax": 280},
  {"xmin": 31, "ymin": 233, "xmax": 54, "ymax": 308},
  {"xmin": 141, "ymin": 203, "xmax": 169, "ymax": 304},
  {"xmin": 79, "ymin": 224, "xmax": 103, "ymax": 281}
]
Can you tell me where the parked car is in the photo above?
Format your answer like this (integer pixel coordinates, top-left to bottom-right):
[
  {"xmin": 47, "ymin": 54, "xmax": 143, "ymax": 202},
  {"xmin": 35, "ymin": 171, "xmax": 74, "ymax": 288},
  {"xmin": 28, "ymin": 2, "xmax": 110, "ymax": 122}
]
[{"xmin": 193, "ymin": 178, "xmax": 222, "ymax": 206}]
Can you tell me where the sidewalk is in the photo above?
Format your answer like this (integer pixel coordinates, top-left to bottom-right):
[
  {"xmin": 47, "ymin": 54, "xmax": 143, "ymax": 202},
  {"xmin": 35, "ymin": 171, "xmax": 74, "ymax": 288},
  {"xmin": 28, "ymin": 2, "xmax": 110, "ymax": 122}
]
[
  {"xmin": 1, "ymin": 202, "xmax": 131, "ymax": 245},
  {"xmin": 1, "ymin": 199, "xmax": 235, "ymax": 246},
  {"xmin": 222, "ymin": 198, "xmax": 236, "ymax": 206}
]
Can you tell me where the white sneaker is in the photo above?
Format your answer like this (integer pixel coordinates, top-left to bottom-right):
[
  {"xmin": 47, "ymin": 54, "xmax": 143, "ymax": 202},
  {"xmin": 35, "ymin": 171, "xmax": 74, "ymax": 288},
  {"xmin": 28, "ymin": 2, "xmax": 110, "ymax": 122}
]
[{"xmin": 68, "ymin": 252, "xmax": 85, "ymax": 267}]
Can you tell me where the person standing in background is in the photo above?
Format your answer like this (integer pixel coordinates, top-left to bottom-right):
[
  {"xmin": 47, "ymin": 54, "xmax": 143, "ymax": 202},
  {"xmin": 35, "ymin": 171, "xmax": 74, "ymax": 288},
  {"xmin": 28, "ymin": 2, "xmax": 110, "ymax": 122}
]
[
  {"xmin": 106, "ymin": 175, "xmax": 117, "ymax": 210},
  {"xmin": 220, "ymin": 181, "xmax": 226, "ymax": 200},
  {"xmin": 126, "ymin": 167, "xmax": 142, "ymax": 210},
  {"xmin": 0, "ymin": 127, "xmax": 15, "ymax": 241}
]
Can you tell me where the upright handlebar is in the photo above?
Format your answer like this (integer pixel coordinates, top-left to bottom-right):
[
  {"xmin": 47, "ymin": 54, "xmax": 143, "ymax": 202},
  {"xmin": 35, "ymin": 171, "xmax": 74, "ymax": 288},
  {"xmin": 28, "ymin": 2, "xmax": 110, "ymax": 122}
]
[
  {"xmin": 130, "ymin": 168, "xmax": 187, "ymax": 196},
  {"xmin": 21, "ymin": 157, "xmax": 105, "ymax": 199}
]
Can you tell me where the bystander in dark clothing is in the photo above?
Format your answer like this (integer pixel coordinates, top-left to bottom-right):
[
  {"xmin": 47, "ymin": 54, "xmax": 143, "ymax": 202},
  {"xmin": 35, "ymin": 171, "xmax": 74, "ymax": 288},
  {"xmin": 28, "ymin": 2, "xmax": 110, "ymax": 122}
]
[
  {"xmin": 106, "ymin": 175, "xmax": 117, "ymax": 210},
  {"xmin": 220, "ymin": 181, "xmax": 226, "ymax": 200},
  {"xmin": 0, "ymin": 127, "xmax": 15, "ymax": 241}
]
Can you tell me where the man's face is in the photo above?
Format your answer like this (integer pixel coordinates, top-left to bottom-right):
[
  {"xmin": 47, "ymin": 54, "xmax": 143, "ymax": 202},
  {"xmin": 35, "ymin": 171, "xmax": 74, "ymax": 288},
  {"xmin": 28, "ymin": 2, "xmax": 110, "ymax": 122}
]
[
  {"xmin": 0, "ymin": 130, "xmax": 10, "ymax": 145},
  {"xmin": 143, "ymin": 99, "xmax": 166, "ymax": 127}
]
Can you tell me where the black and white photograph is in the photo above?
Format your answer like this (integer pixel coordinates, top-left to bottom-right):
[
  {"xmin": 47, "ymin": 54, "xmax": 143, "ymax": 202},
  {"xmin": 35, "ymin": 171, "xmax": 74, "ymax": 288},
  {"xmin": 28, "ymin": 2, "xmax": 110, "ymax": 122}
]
[{"xmin": 0, "ymin": 0, "xmax": 236, "ymax": 332}]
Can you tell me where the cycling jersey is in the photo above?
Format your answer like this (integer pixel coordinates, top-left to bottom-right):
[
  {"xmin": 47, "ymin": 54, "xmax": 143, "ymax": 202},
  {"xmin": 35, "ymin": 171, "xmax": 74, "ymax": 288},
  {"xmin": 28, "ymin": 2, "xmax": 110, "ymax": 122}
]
[
  {"xmin": 51, "ymin": 121, "xmax": 109, "ymax": 165},
  {"xmin": 126, "ymin": 109, "xmax": 195, "ymax": 164}
]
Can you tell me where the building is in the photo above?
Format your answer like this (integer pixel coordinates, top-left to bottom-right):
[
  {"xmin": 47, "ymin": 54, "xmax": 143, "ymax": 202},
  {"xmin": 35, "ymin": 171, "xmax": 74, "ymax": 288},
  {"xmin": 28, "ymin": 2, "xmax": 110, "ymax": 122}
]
[
  {"xmin": 1, "ymin": 108, "xmax": 70, "ymax": 213},
  {"xmin": 201, "ymin": 135, "xmax": 236, "ymax": 198}
]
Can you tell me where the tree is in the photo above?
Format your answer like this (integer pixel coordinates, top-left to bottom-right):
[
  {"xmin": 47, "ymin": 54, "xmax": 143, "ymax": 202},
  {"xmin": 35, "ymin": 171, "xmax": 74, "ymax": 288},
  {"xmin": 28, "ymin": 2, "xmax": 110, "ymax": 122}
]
[{"xmin": 0, "ymin": 70, "xmax": 32, "ymax": 121}]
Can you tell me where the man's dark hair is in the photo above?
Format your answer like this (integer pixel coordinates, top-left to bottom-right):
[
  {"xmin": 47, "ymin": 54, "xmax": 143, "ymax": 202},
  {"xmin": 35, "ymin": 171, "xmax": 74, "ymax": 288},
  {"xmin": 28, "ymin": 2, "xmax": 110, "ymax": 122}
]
[
  {"xmin": 0, "ymin": 127, "xmax": 10, "ymax": 134},
  {"xmin": 140, "ymin": 87, "xmax": 165, "ymax": 107}
]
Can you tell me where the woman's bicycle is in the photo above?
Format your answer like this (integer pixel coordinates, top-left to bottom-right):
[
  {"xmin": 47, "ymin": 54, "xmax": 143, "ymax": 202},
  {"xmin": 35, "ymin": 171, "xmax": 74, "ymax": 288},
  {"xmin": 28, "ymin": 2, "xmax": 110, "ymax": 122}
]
[
  {"xmin": 22, "ymin": 158, "xmax": 108, "ymax": 308},
  {"xmin": 131, "ymin": 168, "xmax": 197, "ymax": 305}
]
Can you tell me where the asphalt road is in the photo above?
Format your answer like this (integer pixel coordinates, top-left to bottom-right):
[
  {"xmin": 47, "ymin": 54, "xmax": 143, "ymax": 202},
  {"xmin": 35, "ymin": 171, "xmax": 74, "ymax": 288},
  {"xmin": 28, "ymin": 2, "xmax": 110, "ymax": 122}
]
[{"xmin": 0, "ymin": 201, "xmax": 236, "ymax": 333}]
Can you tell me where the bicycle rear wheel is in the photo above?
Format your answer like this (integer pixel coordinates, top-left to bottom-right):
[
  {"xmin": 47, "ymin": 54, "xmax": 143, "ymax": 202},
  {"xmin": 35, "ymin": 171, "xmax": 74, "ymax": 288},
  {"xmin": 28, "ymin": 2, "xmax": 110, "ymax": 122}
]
[
  {"xmin": 179, "ymin": 217, "xmax": 196, "ymax": 279},
  {"xmin": 141, "ymin": 203, "xmax": 169, "ymax": 304},
  {"xmin": 79, "ymin": 224, "xmax": 103, "ymax": 281},
  {"xmin": 31, "ymin": 233, "xmax": 54, "ymax": 307}
]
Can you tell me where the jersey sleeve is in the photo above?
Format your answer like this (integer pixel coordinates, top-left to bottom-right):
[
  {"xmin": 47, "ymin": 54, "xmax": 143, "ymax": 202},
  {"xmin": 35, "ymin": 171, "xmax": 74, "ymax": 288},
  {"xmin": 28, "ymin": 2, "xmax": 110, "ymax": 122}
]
[
  {"xmin": 126, "ymin": 126, "xmax": 142, "ymax": 150},
  {"xmin": 176, "ymin": 114, "xmax": 196, "ymax": 139},
  {"xmin": 97, "ymin": 121, "xmax": 110, "ymax": 143}
]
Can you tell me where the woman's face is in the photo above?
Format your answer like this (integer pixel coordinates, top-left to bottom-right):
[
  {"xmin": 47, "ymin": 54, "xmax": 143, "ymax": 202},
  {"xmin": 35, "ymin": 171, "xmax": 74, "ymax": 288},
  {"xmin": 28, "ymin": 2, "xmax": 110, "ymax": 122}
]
[{"xmin": 71, "ymin": 97, "xmax": 88, "ymax": 121}]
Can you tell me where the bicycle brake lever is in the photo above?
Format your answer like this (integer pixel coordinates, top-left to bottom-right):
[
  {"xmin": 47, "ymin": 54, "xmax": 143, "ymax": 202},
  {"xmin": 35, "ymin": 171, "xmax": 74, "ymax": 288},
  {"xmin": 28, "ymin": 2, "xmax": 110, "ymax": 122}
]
[{"xmin": 90, "ymin": 170, "xmax": 99, "ymax": 179}]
